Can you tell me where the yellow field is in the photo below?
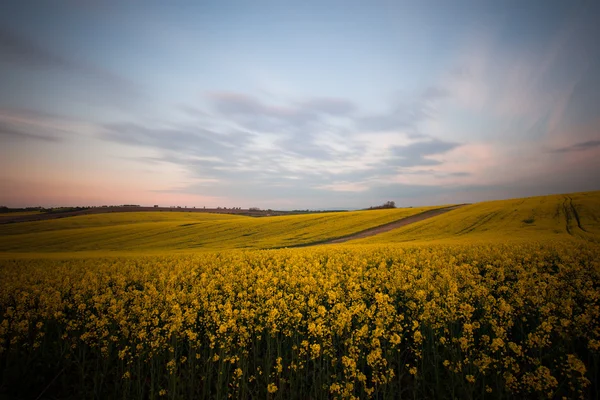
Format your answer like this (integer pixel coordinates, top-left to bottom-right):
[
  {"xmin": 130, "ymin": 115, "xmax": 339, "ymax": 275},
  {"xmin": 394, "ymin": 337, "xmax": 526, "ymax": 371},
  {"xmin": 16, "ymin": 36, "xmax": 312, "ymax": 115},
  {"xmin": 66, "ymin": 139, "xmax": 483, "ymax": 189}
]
[
  {"xmin": 1, "ymin": 192, "xmax": 599, "ymax": 399},
  {"xmin": 354, "ymin": 191, "xmax": 600, "ymax": 245},
  {"xmin": 0, "ymin": 206, "xmax": 440, "ymax": 253},
  {"xmin": 1, "ymin": 242, "xmax": 599, "ymax": 399},
  {"xmin": 0, "ymin": 211, "xmax": 41, "ymax": 219}
]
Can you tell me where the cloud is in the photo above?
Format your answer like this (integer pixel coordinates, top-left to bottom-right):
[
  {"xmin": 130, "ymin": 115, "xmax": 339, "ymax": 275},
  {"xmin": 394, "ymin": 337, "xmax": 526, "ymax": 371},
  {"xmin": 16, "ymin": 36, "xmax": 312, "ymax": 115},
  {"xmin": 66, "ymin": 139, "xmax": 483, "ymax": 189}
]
[
  {"xmin": 0, "ymin": 26, "xmax": 72, "ymax": 69},
  {"xmin": 208, "ymin": 92, "xmax": 356, "ymax": 134},
  {"xmin": 297, "ymin": 97, "xmax": 357, "ymax": 116},
  {"xmin": 357, "ymin": 107, "xmax": 428, "ymax": 133},
  {"xmin": 0, "ymin": 121, "xmax": 61, "ymax": 142},
  {"xmin": 0, "ymin": 27, "xmax": 141, "ymax": 100},
  {"xmin": 313, "ymin": 181, "xmax": 370, "ymax": 192},
  {"xmin": 422, "ymin": 86, "xmax": 450, "ymax": 102},
  {"xmin": 356, "ymin": 86, "xmax": 449, "ymax": 133},
  {"xmin": 99, "ymin": 121, "xmax": 300, "ymax": 187},
  {"xmin": 207, "ymin": 92, "xmax": 363, "ymax": 163},
  {"xmin": 209, "ymin": 92, "xmax": 269, "ymax": 116},
  {"xmin": 0, "ymin": 108, "xmax": 93, "ymax": 142},
  {"xmin": 550, "ymin": 140, "xmax": 600, "ymax": 153},
  {"xmin": 386, "ymin": 139, "xmax": 460, "ymax": 167},
  {"xmin": 100, "ymin": 123, "xmax": 255, "ymax": 172},
  {"xmin": 99, "ymin": 90, "xmax": 465, "ymax": 206},
  {"xmin": 448, "ymin": 171, "xmax": 471, "ymax": 177}
]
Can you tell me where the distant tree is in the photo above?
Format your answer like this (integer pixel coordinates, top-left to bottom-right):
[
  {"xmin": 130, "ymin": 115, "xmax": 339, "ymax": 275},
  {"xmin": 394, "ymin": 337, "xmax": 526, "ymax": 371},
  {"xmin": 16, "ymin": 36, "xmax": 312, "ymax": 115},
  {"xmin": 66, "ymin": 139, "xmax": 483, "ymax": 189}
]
[{"xmin": 366, "ymin": 201, "xmax": 396, "ymax": 210}]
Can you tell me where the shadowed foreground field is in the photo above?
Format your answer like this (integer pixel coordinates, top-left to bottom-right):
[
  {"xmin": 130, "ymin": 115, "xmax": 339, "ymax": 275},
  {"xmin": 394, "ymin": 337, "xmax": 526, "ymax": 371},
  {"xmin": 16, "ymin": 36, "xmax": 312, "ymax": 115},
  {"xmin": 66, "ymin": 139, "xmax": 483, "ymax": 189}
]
[{"xmin": 1, "ymin": 191, "xmax": 599, "ymax": 399}]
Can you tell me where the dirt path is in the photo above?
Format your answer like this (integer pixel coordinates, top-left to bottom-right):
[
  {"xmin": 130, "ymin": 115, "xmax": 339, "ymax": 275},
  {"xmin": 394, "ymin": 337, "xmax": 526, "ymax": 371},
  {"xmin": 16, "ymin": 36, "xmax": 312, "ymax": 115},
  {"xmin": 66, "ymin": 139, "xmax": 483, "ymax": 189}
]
[{"xmin": 292, "ymin": 205, "xmax": 466, "ymax": 247}]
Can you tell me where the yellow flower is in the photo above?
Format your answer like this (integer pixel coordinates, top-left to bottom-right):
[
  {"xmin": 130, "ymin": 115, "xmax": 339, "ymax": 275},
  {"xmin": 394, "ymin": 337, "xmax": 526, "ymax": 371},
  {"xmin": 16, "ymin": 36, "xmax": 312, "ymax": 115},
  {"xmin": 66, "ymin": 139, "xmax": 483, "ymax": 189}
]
[
  {"xmin": 491, "ymin": 337, "xmax": 505, "ymax": 352},
  {"xmin": 267, "ymin": 383, "xmax": 278, "ymax": 393},
  {"xmin": 310, "ymin": 343, "xmax": 321, "ymax": 358}
]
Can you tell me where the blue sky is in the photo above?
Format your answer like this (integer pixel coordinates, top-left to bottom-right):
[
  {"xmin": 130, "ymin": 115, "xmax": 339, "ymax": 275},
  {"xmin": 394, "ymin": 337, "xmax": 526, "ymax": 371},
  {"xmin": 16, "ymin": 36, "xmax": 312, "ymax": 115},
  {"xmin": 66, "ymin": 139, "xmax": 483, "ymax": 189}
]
[{"xmin": 1, "ymin": 0, "xmax": 599, "ymax": 208}]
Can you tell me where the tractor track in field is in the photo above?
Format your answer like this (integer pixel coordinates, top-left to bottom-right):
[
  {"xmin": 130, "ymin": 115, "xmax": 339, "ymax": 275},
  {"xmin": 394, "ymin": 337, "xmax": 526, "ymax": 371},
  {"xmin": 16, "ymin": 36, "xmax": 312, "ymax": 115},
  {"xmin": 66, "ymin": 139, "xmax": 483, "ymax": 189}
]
[
  {"xmin": 286, "ymin": 204, "xmax": 467, "ymax": 248},
  {"xmin": 566, "ymin": 196, "xmax": 587, "ymax": 233},
  {"xmin": 563, "ymin": 197, "xmax": 572, "ymax": 235}
]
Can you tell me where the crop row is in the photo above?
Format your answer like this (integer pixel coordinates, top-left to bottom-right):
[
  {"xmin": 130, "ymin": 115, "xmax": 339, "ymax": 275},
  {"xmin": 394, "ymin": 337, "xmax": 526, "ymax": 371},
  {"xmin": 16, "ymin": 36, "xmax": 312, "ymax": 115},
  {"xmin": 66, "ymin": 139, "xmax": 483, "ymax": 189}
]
[{"xmin": 1, "ymin": 242, "xmax": 599, "ymax": 399}]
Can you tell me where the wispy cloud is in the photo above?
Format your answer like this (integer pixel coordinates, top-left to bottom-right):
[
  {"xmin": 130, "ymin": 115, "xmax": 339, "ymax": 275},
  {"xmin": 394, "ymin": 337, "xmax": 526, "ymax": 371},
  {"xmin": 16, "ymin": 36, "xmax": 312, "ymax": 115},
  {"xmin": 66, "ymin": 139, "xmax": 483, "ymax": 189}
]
[
  {"xmin": 0, "ymin": 121, "xmax": 61, "ymax": 142},
  {"xmin": 0, "ymin": 26, "xmax": 73, "ymax": 69},
  {"xmin": 0, "ymin": 108, "xmax": 94, "ymax": 142},
  {"xmin": 550, "ymin": 140, "xmax": 600, "ymax": 153},
  {"xmin": 3, "ymin": 1, "xmax": 598, "ymax": 208},
  {"xmin": 96, "ymin": 89, "xmax": 463, "ymax": 203},
  {"xmin": 386, "ymin": 139, "xmax": 460, "ymax": 167},
  {"xmin": 296, "ymin": 97, "xmax": 357, "ymax": 116},
  {"xmin": 208, "ymin": 92, "xmax": 356, "ymax": 133},
  {"xmin": 356, "ymin": 87, "xmax": 449, "ymax": 134},
  {"xmin": 101, "ymin": 122, "xmax": 250, "ymax": 158},
  {"xmin": 0, "ymin": 27, "xmax": 142, "ymax": 101}
]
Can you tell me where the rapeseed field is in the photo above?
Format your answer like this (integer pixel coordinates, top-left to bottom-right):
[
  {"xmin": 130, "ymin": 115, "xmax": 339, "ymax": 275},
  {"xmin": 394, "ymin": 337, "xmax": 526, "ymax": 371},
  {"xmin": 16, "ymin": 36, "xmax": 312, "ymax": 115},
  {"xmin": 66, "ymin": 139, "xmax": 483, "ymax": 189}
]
[
  {"xmin": 1, "ymin": 243, "xmax": 599, "ymax": 399},
  {"xmin": 358, "ymin": 192, "xmax": 600, "ymax": 245},
  {"xmin": 1, "ymin": 192, "xmax": 599, "ymax": 399},
  {"xmin": 0, "ymin": 206, "xmax": 440, "ymax": 253}
]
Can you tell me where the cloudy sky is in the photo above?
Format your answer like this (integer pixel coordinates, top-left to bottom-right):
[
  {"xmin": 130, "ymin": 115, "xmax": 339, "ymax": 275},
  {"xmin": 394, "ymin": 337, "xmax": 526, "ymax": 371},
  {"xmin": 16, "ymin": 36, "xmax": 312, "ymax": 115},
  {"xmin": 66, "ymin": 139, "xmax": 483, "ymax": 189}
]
[{"xmin": 1, "ymin": 1, "xmax": 599, "ymax": 209}]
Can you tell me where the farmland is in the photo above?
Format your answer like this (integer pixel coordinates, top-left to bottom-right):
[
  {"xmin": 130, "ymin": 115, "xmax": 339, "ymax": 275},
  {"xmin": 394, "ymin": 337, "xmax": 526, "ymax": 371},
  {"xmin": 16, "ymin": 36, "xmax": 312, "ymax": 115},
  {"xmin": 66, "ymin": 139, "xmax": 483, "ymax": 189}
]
[
  {"xmin": 0, "ymin": 205, "xmax": 443, "ymax": 254},
  {"xmin": 1, "ymin": 191, "xmax": 599, "ymax": 399},
  {"xmin": 356, "ymin": 191, "xmax": 600, "ymax": 245},
  {"xmin": 0, "ymin": 210, "xmax": 42, "ymax": 219}
]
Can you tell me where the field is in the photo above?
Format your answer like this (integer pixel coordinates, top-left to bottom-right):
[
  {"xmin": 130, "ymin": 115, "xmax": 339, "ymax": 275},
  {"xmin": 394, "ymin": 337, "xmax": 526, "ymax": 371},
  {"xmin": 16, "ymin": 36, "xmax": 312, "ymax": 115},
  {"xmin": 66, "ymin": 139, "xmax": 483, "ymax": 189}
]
[
  {"xmin": 1, "ymin": 192, "xmax": 599, "ymax": 399},
  {"xmin": 356, "ymin": 191, "xmax": 600, "ymax": 245},
  {"xmin": 0, "ymin": 211, "xmax": 42, "ymax": 219},
  {"xmin": 0, "ymin": 206, "xmax": 443, "ymax": 254}
]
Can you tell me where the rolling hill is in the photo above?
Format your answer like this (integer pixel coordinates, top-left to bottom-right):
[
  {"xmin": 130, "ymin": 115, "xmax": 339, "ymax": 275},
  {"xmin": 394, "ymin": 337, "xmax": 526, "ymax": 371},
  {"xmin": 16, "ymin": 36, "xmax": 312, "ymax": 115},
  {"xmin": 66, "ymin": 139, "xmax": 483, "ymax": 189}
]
[
  {"xmin": 0, "ymin": 206, "xmax": 442, "ymax": 254},
  {"xmin": 1, "ymin": 191, "xmax": 599, "ymax": 256},
  {"xmin": 353, "ymin": 191, "xmax": 600, "ymax": 245}
]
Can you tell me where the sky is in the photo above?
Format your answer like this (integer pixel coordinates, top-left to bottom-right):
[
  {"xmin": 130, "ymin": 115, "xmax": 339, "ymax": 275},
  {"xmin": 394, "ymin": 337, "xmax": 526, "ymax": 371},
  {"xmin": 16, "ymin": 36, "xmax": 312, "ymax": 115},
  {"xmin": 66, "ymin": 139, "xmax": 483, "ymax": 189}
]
[{"xmin": 1, "ymin": 0, "xmax": 599, "ymax": 209}]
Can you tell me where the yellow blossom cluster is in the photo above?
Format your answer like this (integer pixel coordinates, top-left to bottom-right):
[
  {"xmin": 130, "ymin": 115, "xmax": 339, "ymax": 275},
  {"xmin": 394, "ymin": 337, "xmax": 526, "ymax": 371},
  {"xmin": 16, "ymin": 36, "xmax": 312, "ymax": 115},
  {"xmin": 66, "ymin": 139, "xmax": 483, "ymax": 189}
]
[{"xmin": 0, "ymin": 241, "xmax": 598, "ymax": 399}]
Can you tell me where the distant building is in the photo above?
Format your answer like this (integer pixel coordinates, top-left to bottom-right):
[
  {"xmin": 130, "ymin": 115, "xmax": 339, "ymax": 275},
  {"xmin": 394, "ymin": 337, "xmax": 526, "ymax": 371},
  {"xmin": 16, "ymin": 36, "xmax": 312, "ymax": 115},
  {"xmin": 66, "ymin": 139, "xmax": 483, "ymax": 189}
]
[{"xmin": 154, "ymin": 205, "xmax": 159, "ymax": 208}]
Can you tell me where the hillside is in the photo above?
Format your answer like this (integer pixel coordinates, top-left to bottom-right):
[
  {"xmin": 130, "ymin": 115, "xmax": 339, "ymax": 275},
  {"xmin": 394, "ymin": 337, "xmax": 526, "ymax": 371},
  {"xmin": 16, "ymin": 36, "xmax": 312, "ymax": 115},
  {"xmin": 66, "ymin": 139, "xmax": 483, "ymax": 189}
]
[
  {"xmin": 1, "ymin": 191, "xmax": 599, "ymax": 256},
  {"xmin": 0, "ymin": 206, "xmax": 441, "ymax": 254},
  {"xmin": 353, "ymin": 191, "xmax": 600, "ymax": 245}
]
